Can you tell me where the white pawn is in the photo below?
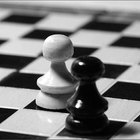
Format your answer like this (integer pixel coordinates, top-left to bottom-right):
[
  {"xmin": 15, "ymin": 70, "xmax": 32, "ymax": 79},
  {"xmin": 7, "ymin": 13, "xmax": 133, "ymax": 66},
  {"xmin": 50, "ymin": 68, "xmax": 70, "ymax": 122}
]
[{"xmin": 36, "ymin": 34, "xmax": 78, "ymax": 110}]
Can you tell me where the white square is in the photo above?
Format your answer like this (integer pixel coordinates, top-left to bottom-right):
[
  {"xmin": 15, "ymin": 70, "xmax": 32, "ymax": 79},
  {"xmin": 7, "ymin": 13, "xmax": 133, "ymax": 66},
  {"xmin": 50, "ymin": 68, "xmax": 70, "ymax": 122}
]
[
  {"xmin": 0, "ymin": 109, "xmax": 67, "ymax": 137},
  {"xmin": 0, "ymin": 9, "xmax": 11, "ymax": 20},
  {"xmin": 37, "ymin": 13, "xmax": 92, "ymax": 32},
  {"xmin": 0, "ymin": 87, "xmax": 38, "ymax": 109},
  {"xmin": 70, "ymin": 30, "xmax": 120, "ymax": 48},
  {"xmin": 0, "ymin": 22, "xmax": 32, "ymax": 39},
  {"xmin": 92, "ymin": 47, "xmax": 140, "ymax": 65},
  {"xmin": 106, "ymin": 97, "xmax": 140, "ymax": 122},
  {"xmin": 0, "ymin": 68, "xmax": 15, "ymax": 81},
  {"xmin": 21, "ymin": 57, "xmax": 50, "ymax": 74},
  {"xmin": 118, "ymin": 65, "xmax": 140, "ymax": 83},
  {"xmin": 111, "ymin": 122, "xmax": 140, "ymax": 139},
  {"xmin": 98, "ymin": 14, "xmax": 131, "ymax": 23},
  {"xmin": 21, "ymin": 57, "xmax": 75, "ymax": 74},
  {"xmin": 123, "ymin": 21, "xmax": 140, "ymax": 37},
  {"xmin": 0, "ymin": 38, "xmax": 43, "ymax": 57},
  {"xmin": 96, "ymin": 78, "xmax": 115, "ymax": 94}
]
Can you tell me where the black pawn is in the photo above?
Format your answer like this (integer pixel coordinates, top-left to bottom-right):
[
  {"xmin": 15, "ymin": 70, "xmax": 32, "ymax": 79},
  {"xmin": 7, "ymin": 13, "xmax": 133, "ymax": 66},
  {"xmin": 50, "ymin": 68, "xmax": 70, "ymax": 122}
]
[{"xmin": 65, "ymin": 56, "xmax": 109, "ymax": 134}]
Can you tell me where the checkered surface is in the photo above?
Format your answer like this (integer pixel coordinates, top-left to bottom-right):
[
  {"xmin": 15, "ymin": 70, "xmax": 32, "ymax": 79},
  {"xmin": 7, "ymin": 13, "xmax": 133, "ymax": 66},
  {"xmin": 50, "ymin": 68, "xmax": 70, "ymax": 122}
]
[{"xmin": 0, "ymin": 5, "xmax": 140, "ymax": 139}]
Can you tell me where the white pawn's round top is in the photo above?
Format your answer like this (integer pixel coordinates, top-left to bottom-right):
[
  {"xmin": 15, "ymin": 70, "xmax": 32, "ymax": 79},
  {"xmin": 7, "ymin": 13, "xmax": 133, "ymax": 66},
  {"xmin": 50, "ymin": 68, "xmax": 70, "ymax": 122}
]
[{"xmin": 43, "ymin": 34, "xmax": 73, "ymax": 62}]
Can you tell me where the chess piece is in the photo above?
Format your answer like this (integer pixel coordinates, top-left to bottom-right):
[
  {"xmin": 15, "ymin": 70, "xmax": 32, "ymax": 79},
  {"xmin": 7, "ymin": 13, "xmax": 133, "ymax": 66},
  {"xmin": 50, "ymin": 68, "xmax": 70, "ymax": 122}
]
[
  {"xmin": 65, "ymin": 56, "xmax": 109, "ymax": 134},
  {"xmin": 36, "ymin": 34, "xmax": 78, "ymax": 110}
]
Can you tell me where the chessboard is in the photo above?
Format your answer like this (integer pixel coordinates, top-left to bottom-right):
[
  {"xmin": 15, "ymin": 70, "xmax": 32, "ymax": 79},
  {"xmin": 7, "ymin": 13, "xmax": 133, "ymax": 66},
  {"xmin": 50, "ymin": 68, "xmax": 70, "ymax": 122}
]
[{"xmin": 0, "ymin": 3, "xmax": 140, "ymax": 139}]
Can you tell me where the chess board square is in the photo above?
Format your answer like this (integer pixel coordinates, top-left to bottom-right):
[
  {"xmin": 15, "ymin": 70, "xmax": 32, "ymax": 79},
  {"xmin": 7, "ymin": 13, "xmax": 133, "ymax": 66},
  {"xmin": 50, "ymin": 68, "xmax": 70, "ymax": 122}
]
[
  {"xmin": 0, "ymin": 22, "xmax": 32, "ymax": 39},
  {"xmin": 123, "ymin": 21, "xmax": 140, "ymax": 37},
  {"xmin": 82, "ymin": 20, "xmax": 129, "ymax": 32},
  {"xmin": 111, "ymin": 121, "xmax": 140, "ymax": 139},
  {"xmin": 0, "ymin": 72, "xmax": 41, "ymax": 89},
  {"xmin": 106, "ymin": 97, "xmax": 140, "ymax": 122},
  {"xmin": 0, "ymin": 68, "xmax": 15, "ymax": 82},
  {"xmin": 0, "ymin": 9, "xmax": 11, "ymax": 21},
  {"xmin": 103, "ymin": 63, "xmax": 129, "ymax": 79},
  {"xmin": 118, "ymin": 11, "xmax": 140, "ymax": 21},
  {"xmin": 20, "ymin": 56, "xmax": 75, "ymax": 74},
  {"xmin": 0, "ymin": 54, "xmax": 35, "ymax": 69},
  {"xmin": 23, "ymin": 29, "xmax": 72, "ymax": 40},
  {"xmin": 72, "ymin": 47, "xmax": 97, "ymax": 58},
  {"xmin": 0, "ymin": 108, "xmax": 17, "ymax": 123},
  {"xmin": 98, "ymin": 12, "xmax": 132, "ymax": 23},
  {"xmin": 37, "ymin": 13, "xmax": 92, "ymax": 32},
  {"xmin": 0, "ymin": 38, "xmax": 43, "ymax": 57},
  {"xmin": 57, "ymin": 120, "xmax": 126, "ymax": 139},
  {"xmin": 0, "ymin": 131, "xmax": 48, "ymax": 139},
  {"xmin": 99, "ymin": 11, "xmax": 140, "ymax": 23},
  {"xmin": 2, "ymin": 13, "xmax": 44, "ymax": 24},
  {"xmin": 103, "ymin": 81, "xmax": 140, "ymax": 101},
  {"xmin": 0, "ymin": 39, "xmax": 7, "ymax": 45},
  {"xmin": 111, "ymin": 36, "xmax": 140, "ymax": 48},
  {"xmin": 92, "ymin": 47, "xmax": 140, "ymax": 65},
  {"xmin": 118, "ymin": 65, "xmax": 140, "ymax": 83},
  {"xmin": 0, "ymin": 87, "xmax": 38, "ymax": 109},
  {"xmin": 20, "ymin": 56, "xmax": 50, "ymax": 74},
  {"xmin": 135, "ymin": 115, "xmax": 140, "ymax": 122},
  {"xmin": 25, "ymin": 100, "xmax": 68, "ymax": 113},
  {"xmin": 0, "ymin": 109, "xmax": 67, "ymax": 137},
  {"xmin": 96, "ymin": 78, "xmax": 115, "ymax": 95},
  {"xmin": 24, "ymin": 100, "xmax": 39, "ymax": 110},
  {"xmin": 70, "ymin": 30, "xmax": 120, "ymax": 48}
]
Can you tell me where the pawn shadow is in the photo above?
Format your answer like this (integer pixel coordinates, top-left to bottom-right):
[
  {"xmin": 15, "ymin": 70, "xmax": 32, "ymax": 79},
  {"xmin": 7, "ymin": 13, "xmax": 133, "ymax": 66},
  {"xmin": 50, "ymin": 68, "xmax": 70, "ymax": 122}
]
[
  {"xmin": 115, "ymin": 124, "xmax": 138, "ymax": 136},
  {"xmin": 58, "ymin": 120, "xmax": 133, "ymax": 139}
]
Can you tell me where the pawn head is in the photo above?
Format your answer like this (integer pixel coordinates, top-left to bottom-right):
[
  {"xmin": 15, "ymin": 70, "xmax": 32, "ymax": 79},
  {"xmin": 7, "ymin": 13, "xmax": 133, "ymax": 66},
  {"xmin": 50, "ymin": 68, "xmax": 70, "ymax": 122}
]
[
  {"xmin": 71, "ymin": 56, "xmax": 105, "ymax": 81},
  {"xmin": 43, "ymin": 34, "xmax": 73, "ymax": 62}
]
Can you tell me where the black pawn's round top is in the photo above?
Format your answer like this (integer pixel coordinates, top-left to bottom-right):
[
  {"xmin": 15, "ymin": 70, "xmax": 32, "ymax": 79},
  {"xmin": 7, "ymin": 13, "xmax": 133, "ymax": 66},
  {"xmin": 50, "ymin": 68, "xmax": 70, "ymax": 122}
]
[{"xmin": 71, "ymin": 56, "xmax": 105, "ymax": 81}]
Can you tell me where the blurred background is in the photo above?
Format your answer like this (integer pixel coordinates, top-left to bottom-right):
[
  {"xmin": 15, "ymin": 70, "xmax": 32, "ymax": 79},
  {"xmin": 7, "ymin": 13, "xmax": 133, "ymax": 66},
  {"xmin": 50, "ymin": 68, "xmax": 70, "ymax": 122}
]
[{"xmin": 0, "ymin": 1, "xmax": 140, "ymax": 12}]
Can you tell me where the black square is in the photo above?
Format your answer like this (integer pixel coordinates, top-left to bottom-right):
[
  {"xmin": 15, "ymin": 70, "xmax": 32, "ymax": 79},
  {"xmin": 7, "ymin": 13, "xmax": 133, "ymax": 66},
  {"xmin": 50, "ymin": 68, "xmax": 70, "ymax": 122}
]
[
  {"xmin": 73, "ymin": 47, "xmax": 97, "ymax": 58},
  {"xmin": 24, "ymin": 100, "xmax": 37, "ymax": 110},
  {"xmin": 82, "ymin": 20, "xmax": 130, "ymax": 32},
  {"xmin": 25, "ymin": 100, "xmax": 68, "ymax": 113},
  {"xmin": 103, "ymin": 64, "xmax": 129, "ymax": 78},
  {"xmin": 111, "ymin": 36, "xmax": 140, "ymax": 48},
  {"xmin": 0, "ymin": 72, "xmax": 41, "ymax": 89},
  {"xmin": 0, "ymin": 54, "xmax": 35, "ymax": 69},
  {"xmin": 103, "ymin": 82, "xmax": 140, "ymax": 101},
  {"xmin": 0, "ymin": 108, "xmax": 17, "ymax": 123},
  {"xmin": 134, "ymin": 115, "xmax": 140, "ymax": 122},
  {"xmin": 2, "ymin": 13, "xmax": 44, "ymax": 24},
  {"xmin": 0, "ymin": 131, "xmax": 48, "ymax": 139},
  {"xmin": 57, "ymin": 120, "xmax": 126, "ymax": 139},
  {"xmin": 0, "ymin": 39, "xmax": 7, "ymax": 45},
  {"xmin": 23, "ymin": 29, "xmax": 72, "ymax": 40}
]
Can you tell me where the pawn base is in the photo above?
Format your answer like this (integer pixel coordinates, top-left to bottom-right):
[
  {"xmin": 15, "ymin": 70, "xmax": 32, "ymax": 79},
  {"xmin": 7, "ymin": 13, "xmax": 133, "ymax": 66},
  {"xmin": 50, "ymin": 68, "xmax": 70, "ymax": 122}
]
[
  {"xmin": 65, "ymin": 114, "xmax": 109, "ymax": 134},
  {"xmin": 36, "ymin": 91, "xmax": 73, "ymax": 110}
]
